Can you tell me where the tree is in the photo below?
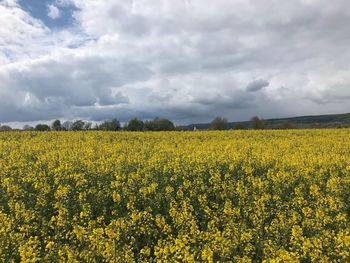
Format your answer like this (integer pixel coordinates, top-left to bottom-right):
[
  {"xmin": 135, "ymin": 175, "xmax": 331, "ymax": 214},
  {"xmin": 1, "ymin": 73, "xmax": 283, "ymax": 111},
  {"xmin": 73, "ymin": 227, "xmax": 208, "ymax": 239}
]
[
  {"xmin": 35, "ymin": 124, "xmax": 51, "ymax": 131},
  {"xmin": 250, "ymin": 116, "xmax": 265, "ymax": 129},
  {"xmin": 108, "ymin": 118, "xmax": 121, "ymax": 131},
  {"xmin": 51, "ymin": 120, "xmax": 62, "ymax": 131},
  {"xmin": 234, "ymin": 123, "xmax": 245, "ymax": 130},
  {"xmin": 144, "ymin": 118, "xmax": 175, "ymax": 131},
  {"xmin": 210, "ymin": 116, "xmax": 228, "ymax": 130},
  {"xmin": 71, "ymin": 120, "xmax": 85, "ymax": 131},
  {"xmin": 97, "ymin": 118, "xmax": 121, "ymax": 131},
  {"xmin": 126, "ymin": 118, "xmax": 144, "ymax": 131},
  {"xmin": 23, "ymin": 125, "xmax": 34, "ymax": 131},
  {"xmin": 278, "ymin": 122, "xmax": 295, "ymax": 129},
  {"xmin": 62, "ymin": 121, "xmax": 72, "ymax": 131},
  {"xmin": 84, "ymin": 122, "xmax": 92, "ymax": 130},
  {"xmin": 0, "ymin": 125, "xmax": 12, "ymax": 131}
]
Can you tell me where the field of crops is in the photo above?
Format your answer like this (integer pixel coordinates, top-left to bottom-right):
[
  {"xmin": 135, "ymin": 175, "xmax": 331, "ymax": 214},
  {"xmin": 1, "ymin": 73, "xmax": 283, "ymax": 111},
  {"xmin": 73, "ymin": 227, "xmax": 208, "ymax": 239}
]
[{"xmin": 0, "ymin": 130, "xmax": 349, "ymax": 262}]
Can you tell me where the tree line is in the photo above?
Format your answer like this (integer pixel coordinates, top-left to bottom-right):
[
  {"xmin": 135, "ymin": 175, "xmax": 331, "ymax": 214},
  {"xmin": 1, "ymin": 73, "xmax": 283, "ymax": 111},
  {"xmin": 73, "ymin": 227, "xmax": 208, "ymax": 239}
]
[
  {"xmin": 0, "ymin": 115, "xmax": 289, "ymax": 132},
  {"xmin": 209, "ymin": 116, "xmax": 266, "ymax": 130},
  {"xmin": 0, "ymin": 117, "xmax": 176, "ymax": 132}
]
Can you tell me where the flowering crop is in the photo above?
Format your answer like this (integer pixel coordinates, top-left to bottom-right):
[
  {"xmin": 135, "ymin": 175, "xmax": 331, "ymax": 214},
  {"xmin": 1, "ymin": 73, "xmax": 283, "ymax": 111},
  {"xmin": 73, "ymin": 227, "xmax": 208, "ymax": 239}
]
[{"xmin": 0, "ymin": 130, "xmax": 349, "ymax": 262}]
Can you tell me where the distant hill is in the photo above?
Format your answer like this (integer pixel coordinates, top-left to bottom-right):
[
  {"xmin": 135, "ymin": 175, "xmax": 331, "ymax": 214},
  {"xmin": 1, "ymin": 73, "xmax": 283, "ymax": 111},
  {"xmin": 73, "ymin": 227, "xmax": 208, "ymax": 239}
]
[{"xmin": 178, "ymin": 113, "xmax": 350, "ymax": 130}]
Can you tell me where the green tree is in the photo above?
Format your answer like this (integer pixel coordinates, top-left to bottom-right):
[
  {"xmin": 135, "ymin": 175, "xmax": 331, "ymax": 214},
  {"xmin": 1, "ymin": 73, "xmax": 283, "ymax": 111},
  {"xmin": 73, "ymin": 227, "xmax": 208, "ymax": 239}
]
[
  {"xmin": 34, "ymin": 124, "xmax": 50, "ymax": 131},
  {"xmin": 97, "ymin": 119, "xmax": 121, "ymax": 131},
  {"xmin": 250, "ymin": 116, "xmax": 265, "ymax": 129},
  {"xmin": 234, "ymin": 123, "xmax": 245, "ymax": 130},
  {"xmin": 144, "ymin": 118, "xmax": 175, "ymax": 131},
  {"xmin": 84, "ymin": 122, "xmax": 92, "ymax": 130},
  {"xmin": 126, "ymin": 118, "xmax": 144, "ymax": 131},
  {"xmin": 0, "ymin": 125, "xmax": 12, "ymax": 131},
  {"xmin": 62, "ymin": 121, "xmax": 72, "ymax": 131},
  {"xmin": 210, "ymin": 116, "xmax": 228, "ymax": 130},
  {"xmin": 278, "ymin": 122, "xmax": 295, "ymax": 129},
  {"xmin": 71, "ymin": 120, "xmax": 85, "ymax": 131},
  {"xmin": 51, "ymin": 120, "xmax": 62, "ymax": 131}
]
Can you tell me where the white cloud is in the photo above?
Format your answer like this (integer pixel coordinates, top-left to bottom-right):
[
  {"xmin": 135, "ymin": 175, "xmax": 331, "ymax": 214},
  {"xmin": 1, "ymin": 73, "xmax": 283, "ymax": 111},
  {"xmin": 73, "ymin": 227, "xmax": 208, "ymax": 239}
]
[
  {"xmin": 0, "ymin": 1, "xmax": 48, "ymax": 64},
  {"xmin": 1, "ymin": 0, "xmax": 350, "ymax": 124},
  {"xmin": 47, "ymin": 4, "xmax": 61, "ymax": 19},
  {"xmin": 1, "ymin": 0, "xmax": 18, "ymax": 7}
]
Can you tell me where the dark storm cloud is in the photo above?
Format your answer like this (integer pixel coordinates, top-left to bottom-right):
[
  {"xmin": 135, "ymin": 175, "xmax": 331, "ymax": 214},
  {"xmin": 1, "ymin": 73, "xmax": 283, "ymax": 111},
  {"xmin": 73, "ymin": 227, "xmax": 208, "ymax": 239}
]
[
  {"xmin": 246, "ymin": 79, "xmax": 270, "ymax": 92},
  {"xmin": 0, "ymin": 49, "xmax": 151, "ymax": 122}
]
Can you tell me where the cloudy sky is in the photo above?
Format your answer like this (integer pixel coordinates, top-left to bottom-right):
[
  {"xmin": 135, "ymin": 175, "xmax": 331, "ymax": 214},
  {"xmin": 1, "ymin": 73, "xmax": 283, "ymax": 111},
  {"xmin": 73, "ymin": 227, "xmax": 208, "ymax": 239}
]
[{"xmin": 1, "ymin": 0, "xmax": 350, "ymax": 126}]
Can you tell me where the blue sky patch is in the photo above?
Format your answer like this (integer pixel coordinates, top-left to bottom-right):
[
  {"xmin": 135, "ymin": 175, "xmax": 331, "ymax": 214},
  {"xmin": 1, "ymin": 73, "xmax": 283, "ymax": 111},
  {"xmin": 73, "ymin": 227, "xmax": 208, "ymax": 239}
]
[{"xmin": 19, "ymin": 0, "xmax": 78, "ymax": 29}]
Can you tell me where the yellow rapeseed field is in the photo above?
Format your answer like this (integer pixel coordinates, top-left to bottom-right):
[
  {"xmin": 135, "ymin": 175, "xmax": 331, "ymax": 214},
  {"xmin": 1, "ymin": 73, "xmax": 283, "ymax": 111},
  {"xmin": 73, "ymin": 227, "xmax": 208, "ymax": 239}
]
[{"xmin": 0, "ymin": 130, "xmax": 349, "ymax": 262}]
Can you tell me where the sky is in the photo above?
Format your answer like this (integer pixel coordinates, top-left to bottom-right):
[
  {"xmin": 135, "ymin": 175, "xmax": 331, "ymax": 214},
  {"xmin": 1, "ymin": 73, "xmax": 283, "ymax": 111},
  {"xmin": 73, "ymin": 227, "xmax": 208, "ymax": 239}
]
[{"xmin": 1, "ymin": 0, "xmax": 350, "ymax": 127}]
